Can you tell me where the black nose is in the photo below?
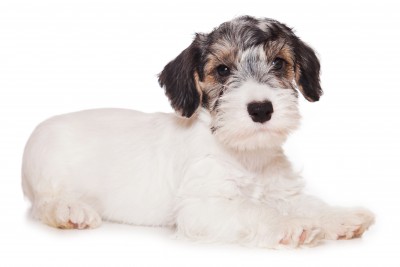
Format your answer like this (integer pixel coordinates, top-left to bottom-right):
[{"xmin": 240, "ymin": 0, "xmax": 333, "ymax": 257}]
[{"xmin": 247, "ymin": 101, "xmax": 274, "ymax": 123}]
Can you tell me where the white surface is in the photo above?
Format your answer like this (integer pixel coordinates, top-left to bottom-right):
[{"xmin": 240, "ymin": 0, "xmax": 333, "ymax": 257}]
[{"xmin": 1, "ymin": 0, "xmax": 399, "ymax": 266}]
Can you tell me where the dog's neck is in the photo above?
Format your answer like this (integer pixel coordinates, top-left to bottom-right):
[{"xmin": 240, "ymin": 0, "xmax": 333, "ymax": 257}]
[
  {"xmin": 194, "ymin": 109, "xmax": 286, "ymax": 173},
  {"xmin": 226, "ymin": 146, "xmax": 285, "ymax": 173}
]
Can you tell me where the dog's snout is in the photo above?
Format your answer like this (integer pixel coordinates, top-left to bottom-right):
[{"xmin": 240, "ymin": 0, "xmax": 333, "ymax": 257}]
[{"xmin": 247, "ymin": 101, "xmax": 274, "ymax": 123}]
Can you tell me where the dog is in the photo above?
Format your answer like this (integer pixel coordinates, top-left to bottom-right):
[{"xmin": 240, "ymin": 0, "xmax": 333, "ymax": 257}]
[{"xmin": 22, "ymin": 16, "xmax": 374, "ymax": 248}]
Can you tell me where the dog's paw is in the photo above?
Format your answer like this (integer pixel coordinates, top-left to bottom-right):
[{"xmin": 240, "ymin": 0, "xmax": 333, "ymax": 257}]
[
  {"xmin": 276, "ymin": 217, "xmax": 323, "ymax": 248},
  {"xmin": 41, "ymin": 199, "xmax": 102, "ymax": 229},
  {"xmin": 321, "ymin": 208, "xmax": 375, "ymax": 240}
]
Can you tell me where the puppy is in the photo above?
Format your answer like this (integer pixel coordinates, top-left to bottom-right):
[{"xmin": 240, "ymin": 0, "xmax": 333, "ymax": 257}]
[{"xmin": 22, "ymin": 16, "xmax": 374, "ymax": 248}]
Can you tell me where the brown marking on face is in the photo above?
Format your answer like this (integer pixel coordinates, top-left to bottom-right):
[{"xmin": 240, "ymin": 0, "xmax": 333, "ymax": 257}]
[
  {"xmin": 201, "ymin": 58, "xmax": 221, "ymax": 99},
  {"xmin": 198, "ymin": 41, "xmax": 241, "ymax": 110},
  {"xmin": 205, "ymin": 42, "xmax": 239, "ymax": 76},
  {"xmin": 276, "ymin": 46, "xmax": 295, "ymax": 78},
  {"xmin": 203, "ymin": 58, "xmax": 220, "ymax": 84},
  {"xmin": 198, "ymin": 70, "xmax": 224, "ymax": 112},
  {"xmin": 264, "ymin": 40, "xmax": 296, "ymax": 89}
]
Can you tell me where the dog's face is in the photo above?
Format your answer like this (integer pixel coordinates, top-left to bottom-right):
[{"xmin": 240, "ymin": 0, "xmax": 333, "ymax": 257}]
[{"xmin": 159, "ymin": 16, "xmax": 322, "ymax": 150}]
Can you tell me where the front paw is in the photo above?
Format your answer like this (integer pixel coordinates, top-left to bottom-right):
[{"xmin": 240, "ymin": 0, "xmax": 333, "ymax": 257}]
[
  {"xmin": 276, "ymin": 217, "xmax": 324, "ymax": 248},
  {"xmin": 321, "ymin": 208, "xmax": 375, "ymax": 240}
]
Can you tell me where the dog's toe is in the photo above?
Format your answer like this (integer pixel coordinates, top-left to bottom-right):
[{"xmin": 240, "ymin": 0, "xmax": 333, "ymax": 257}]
[
  {"xmin": 277, "ymin": 217, "xmax": 323, "ymax": 248},
  {"xmin": 321, "ymin": 208, "xmax": 375, "ymax": 240}
]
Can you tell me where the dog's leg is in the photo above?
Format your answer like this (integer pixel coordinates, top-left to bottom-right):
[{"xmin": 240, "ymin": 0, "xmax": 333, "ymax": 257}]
[
  {"xmin": 174, "ymin": 194, "xmax": 374, "ymax": 247},
  {"xmin": 172, "ymin": 159, "xmax": 327, "ymax": 248},
  {"xmin": 280, "ymin": 194, "xmax": 375, "ymax": 241},
  {"xmin": 31, "ymin": 196, "xmax": 102, "ymax": 229},
  {"xmin": 174, "ymin": 197, "xmax": 324, "ymax": 248}
]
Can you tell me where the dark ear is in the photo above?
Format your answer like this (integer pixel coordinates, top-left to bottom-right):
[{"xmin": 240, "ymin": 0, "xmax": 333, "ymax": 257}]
[
  {"xmin": 293, "ymin": 39, "xmax": 323, "ymax": 102},
  {"xmin": 158, "ymin": 34, "xmax": 205, "ymax": 118}
]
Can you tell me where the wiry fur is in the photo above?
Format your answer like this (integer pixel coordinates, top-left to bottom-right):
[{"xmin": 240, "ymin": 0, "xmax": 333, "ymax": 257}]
[{"xmin": 22, "ymin": 16, "xmax": 374, "ymax": 248}]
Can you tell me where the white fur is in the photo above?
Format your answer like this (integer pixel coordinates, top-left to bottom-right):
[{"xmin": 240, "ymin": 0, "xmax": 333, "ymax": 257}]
[
  {"xmin": 212, "ymin": 79, "xmax": 300, "ymax": 151},
  {"xmin": 22, "ymin": 102, "xmax": 374, "ymax": 247}
]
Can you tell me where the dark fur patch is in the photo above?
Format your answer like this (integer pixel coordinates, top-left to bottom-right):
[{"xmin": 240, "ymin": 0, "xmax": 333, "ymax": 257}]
[
  {"xmin": 208, "ymin": 21, "xmax": 268, "ymax": 50},
  {"xmin": 158, "ymin": 36, "xmax": 205, "ymax": 117},
  {"xmin": 293, "ymin": 39, "xmax": 322, "ymax": 101},
  {"xmin": 201, "ymin": 93, "xmax": 209, "ymax": 109}
]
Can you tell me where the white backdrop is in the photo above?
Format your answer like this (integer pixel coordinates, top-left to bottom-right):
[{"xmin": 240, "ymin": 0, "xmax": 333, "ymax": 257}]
[{"xmin": 1, "ymin": 0, "xmax": 399, "ymax": 266}]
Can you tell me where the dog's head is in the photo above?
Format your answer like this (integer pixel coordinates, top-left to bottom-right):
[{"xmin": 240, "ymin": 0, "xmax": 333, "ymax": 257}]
[{"xmin": 159, "ymin": 16, "xmax": 322, "ymax": 150}]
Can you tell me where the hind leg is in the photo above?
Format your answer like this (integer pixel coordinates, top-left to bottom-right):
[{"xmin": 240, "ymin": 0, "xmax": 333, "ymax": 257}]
[{"xmin": 32, "ymin": 197, "xmax": 102, "ymax": 229}]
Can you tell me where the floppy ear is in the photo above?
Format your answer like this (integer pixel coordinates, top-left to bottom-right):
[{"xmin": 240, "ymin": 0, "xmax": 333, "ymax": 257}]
[
  {"xmin": 158, "ymin": 35, "xmax": 205, "ymax": 118},
  {"xmin": 293, "ymin": 39, "xmax": 323, "ymax": 102}
]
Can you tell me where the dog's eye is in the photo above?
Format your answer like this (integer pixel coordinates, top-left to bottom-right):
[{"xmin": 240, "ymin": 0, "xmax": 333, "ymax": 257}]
[
  {"xmin": 272, "ymin": 58, "xmax": 285, "ymax": 71},
  {"xmin": 216, "ymin": 65, "xmax": 230, "ymax": 77}
]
